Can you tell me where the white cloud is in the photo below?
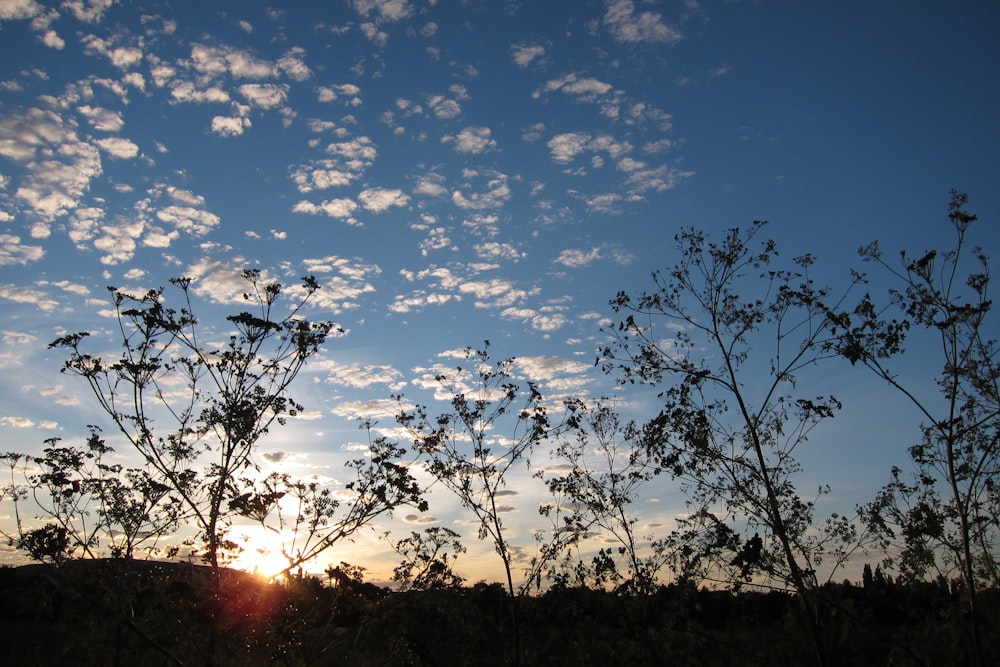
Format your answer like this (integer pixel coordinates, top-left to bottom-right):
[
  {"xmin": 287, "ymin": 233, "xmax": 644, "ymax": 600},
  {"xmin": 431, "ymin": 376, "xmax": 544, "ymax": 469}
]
[
  {"xmin": 0, "ymin": 283, "xmax": 58, "ymax": 310},
  {"xmin": 170, "ymin": 82, "xmax": 230, "ymax": 104},
  {"xmin": 77, "ymin": 105, "xmax": 124, "ymax": 132},
  {"xmin": 62, "ymin": 0, "xmax": 114, "ymax": 23},
  {"xmin": 155, "ymin": 206, "xmax": 221, "ymax": 236},
  {"xmin": 318, "ymin": 83, "xmax": 362, "ymax": 105},
  {"xmin": 0, "ymin": 0, "xmax": 43, "ymax": 20},
  {"xmin": 358, "ymin": 187, "xmax": 409, "ymax": 213},
  {"xmin": 554, "ymin": 244, "xmax": 634, "ymax": 268},
  {"xmin": 318, "ymin": 360, "xmax": 405, "ymax": 390},
  {"xmin": 94, "ymin": 136, "xmax": 139, "ymax": 159},
  {"xmin": 40, "ymin": 30, "xmax": 65, "ymax": 49},
  {"xmin": 538, "ymin": 73, "xmax": 613, "ymax": 102},
  {"xmin": 191, "ymin": 43, "xmax": 277, "ymax": 79},
  {"xmin": 476, "ymin": 242, "xmax": 524, "ymax": 262},
  {"xmin": 451, "ymin": 170, "xmax": 511, "ymax": 210},
  {"xmin": 290, "ymin": 137, "xmax": 377, "ymax": 192},
  {"xmin": 428, "ymin": 95, "xmax": 461, "ymax": 119},
  {"xmin": 413, "ymin": 172, "xmax": 448, "ymax": 197},
  {"xmin": 0, "ymin": 107, "xmax": 103, "ymax": 222},
  {"xmin": 211, "ymin": 115, "xmax": 251, "ymax": 137},
  {"xmin": 166, "ymin": 187, "xmax": 205, "ymax": 207},
  {"xmin": 443, "ymin": 126, "xmax": 496, "ymax": 154},
  {"xmin": 332, "ymin": 398, "xmax": 401, "ymax": 420},
  {"xmin": 0, "ymin": 234, "xmax": 44, "ymax": 265},
  {"xmin": 293, "ymin": 198, "xmax": 359, "ymax": 221},
  {"xmin": 511, "ymin": 42, "xmax": 546, "ymax": 68},
  {"xmin": 238, "ymin": 83, "xmax": 287, "ymax": 109},
  {"xmin": 278, "ymin": 47, "xmax": 312, "ymax": 81},
  {"xmin": 351, "ymin": 0, "xmax": 414, "ymax": 23},
  {"xmin": 547, "ymin": 132, "xmax": 591, "ymax": 164},
  {"xmin": 603, "ymin": 0, "xmax": 682, "ymax": 45},
  {"xmin": 547, "ymin": 132, "xmax": 632, "ymax": 165},
  {"xmin": 93, "ymin": 217, "xmax": 144, "ymax": 264}
]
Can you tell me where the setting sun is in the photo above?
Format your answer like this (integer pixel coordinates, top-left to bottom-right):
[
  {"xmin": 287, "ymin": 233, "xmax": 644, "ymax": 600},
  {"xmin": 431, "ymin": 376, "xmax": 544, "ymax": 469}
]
[{"xmin": 226, "ymin": 525, "xmax": 305, "ymax": 579}]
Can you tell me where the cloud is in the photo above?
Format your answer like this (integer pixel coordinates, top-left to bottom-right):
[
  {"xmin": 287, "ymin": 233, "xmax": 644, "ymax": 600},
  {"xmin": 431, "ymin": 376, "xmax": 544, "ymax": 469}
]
[
  {"xmin": 358, "ymin": 187, "xmax": 409, "ymax": 213},
  {"xmin": 547, "ymin": 132, "xmax": 591, "ymax": 164},
  {"xmin": 293, "ymin": 198, "xmax": 359, "ymax": 222},
  {"xmin": 547, "ymin": 132, "xmax": 631, "ymax": 165},
  {"xmin": 332, "ymin": 398, "xmax": 401, "ymax": 420},
  {"xmin": 0, "ymin": 107, "xmax": 104, "ymax": 224},
  {"xmin": 428, "ymin": 95, "xmax": 462, "ymax": 119},
  {"xmin": 403, "ymin": 514, "xmax": 439, "ymax": 525},
  {"xmin": 475, "ymin": 242, "xmax": 524, "ymax": 262},
  {"xmin": 451, "ymin": 170, "xmax": 511, "ymax": 210},
  {"xmin": 40, "ymin": 29, "xmax": 65, "ymax": 49},
  {"xmin": 210, "ymin": 115, "xmax": 252, "ymax": 137},
  {"xmin": 459, "ymin": 277, "xmax": 539, "ymax": 309},
  {"xmin": 82, "ymin": 35, "xmax": 144, "ymax": 69},
  {"xmin": 0, "ymin": 283, "xmax": 59, "ymax": 311},
  {"xmin": 443, "ymin": 126, "xmax": 496, "ymax": 154},
  {"xmin": 170, "ymin": 82, "xmax": 231, "ymax": 104},
  {"xmin": 554, "ymin": 244, "xmax": 634, "ymax": 268},
  {"xmin": 155, "ymin": 206, "xmax": 221, "ymax": 236},
  {"xmin": 537, "ymin": 73, "xmax": 613, "ymax": 102},
  {"xmin": 624, "ymin": 164, "xmax": 694, "ymax": 194},
  {"xmin": 238, "ymin": 83, "xmax": 287, "ymax": 109},
  {"xmin": 0, "ymin": 234, "xmax": 45, "ymax": 265},
  {"xmin": 1, "ymin": 415, "xmax": 38, "ymax": 428},
  {"xmin": 511, "ymin": 42, "xmax": 546, "ymax": 68},
  {"xmin": 351, "ymin": 0, "xmax": 414, "ymax": 23},
  {"xmin": 62, "ymin": 0, "xmax": 114, "ymax": 23},
  {"xmin": 290, "ymin": 137, "xmax": 377, "ymax": 192},
  {"xmin": 77, "ymin": 105, "xmax": 124, "ymax": 132},
  {"xmin": 278, "ymin": 47, "xmax": 312, "ymax": 81},
  {"xmin": 318, "ymin": 83, "xmax": 363, "ymax": 105},
  {"xmin": 94, "ymin": 136, "xmax": 139, "ymax": 159},
  {"xmin": 603, "ymin": 0, "xmax": 682, "ymax": 45},
  {"xmin": 388, "ymin": 289, "xmax": 456, "ymax": 313},
  {"xmin": 318, "ymin": 360, "xmax": 405, "ymax": 390},
  {"xmin": 191, "ymin": 43, "xmax": 277, "ymax": 79},
  {"xmin": 293, "ymin": 255, "xmax": 381, "ymax": 314},
  {"xmin": 413, "ymin": 172, "xmax": 448, "ymax": 198},
  {"xmin": 0, "ymin": 0, "xmax": 43, "ymax": 20}
]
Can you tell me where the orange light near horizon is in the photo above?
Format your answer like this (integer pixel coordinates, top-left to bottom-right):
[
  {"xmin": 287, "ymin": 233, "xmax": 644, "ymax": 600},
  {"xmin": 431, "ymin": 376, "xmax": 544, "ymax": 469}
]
[{"xmin": 225, "ymin": 524, "xmax": 314, "ymax": 579}]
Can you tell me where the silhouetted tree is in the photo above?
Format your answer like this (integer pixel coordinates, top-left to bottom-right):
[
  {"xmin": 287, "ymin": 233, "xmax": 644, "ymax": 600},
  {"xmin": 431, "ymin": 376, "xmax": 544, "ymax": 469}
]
[
  {"xmin": 389, "ymin": 526, "xmax": 466, "ymax": 590},
  {"xmin": 544, "ymin": 400, "xmax": 669, "ymax": 593},
  {"xmin": 601, "ymin": 223, "xmax": 864, "ymax": 666},
  {"xmin": 835, "ymin": 191, "xmax": 997, "ymax": 666},
  {"xmin": 49, "ymin": 270, "xmax": 336, "ymax": 570},
  {"xmin": 230, "ymin": 421, "xmax": 424, "ymax": 578},
  {"xmin": 2, "ymin": 429, "xmax": 181, "ymax": 563},
  {"xmin": 395, "ymin": 342, "xmax": 579, "ymax": 665}
]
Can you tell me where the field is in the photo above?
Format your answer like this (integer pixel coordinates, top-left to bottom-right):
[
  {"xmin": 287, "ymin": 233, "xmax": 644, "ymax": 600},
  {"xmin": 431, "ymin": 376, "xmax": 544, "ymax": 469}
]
[{"xmin": 1, "ymin": 560, "xmax": 995, "ymax": 666}]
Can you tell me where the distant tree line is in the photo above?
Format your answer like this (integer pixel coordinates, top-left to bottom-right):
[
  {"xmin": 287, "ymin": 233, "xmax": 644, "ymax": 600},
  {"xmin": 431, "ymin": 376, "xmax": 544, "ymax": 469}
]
[{"xmin": 1, "ymin": 191, "xmax": 996, "ymax": 667}]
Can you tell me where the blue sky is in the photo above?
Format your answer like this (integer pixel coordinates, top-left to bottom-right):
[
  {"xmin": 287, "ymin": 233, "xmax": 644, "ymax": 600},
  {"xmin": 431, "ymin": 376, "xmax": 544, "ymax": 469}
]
[{"xmin": 0, "ymin": 0, "xmax": 998, "ymax": 583}]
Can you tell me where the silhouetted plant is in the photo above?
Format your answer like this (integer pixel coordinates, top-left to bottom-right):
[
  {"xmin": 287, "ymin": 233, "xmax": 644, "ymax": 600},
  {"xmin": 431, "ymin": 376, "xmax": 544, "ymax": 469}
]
[
  {"xmin": 544, "ymin": 400, "xmax": 669, "ymax": 594},
  {"xmin": 230, "ymin": 421, "xmax": 425, "ymax": 577},
  {"xmin": 48, "ymin": 270, "xmax": 336, "ymax": 570},
  {"xmin": 395, "ymin": 341, "xmax": 579, "ymax": 665},
  {"xmin": 389, "ymin": 526, "xmax": 466, "ymax": 590},
  {"xmin": 601, "ymin": 222, "xmax": 865, "ymax": 666},
  {"xmin": 834, "ymin": 190, "xmax": 997, "ymax": 666},
  {"xmin": 2, "ymin": 429, "xmax": 181, "ymax": 563}
]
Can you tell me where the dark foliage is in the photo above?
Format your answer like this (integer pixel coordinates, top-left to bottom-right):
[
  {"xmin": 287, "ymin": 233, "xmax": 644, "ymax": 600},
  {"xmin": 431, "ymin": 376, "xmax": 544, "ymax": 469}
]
[{"xmin": 0, "ymin": 560, "xmax": 995, "ymax": 666}]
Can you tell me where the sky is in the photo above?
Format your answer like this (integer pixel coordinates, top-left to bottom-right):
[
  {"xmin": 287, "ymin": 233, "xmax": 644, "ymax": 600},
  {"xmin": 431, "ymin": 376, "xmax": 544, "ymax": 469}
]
[{"xmin": 0, "ymin": 0, "xmax": 998, "ymax": 585}]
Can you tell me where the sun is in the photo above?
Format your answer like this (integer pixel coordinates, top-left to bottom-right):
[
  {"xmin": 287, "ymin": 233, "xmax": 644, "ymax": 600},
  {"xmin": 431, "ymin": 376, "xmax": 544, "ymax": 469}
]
[{"xmin": 226, "ymin": 525, "xmax": 295, "ymax": 579}]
